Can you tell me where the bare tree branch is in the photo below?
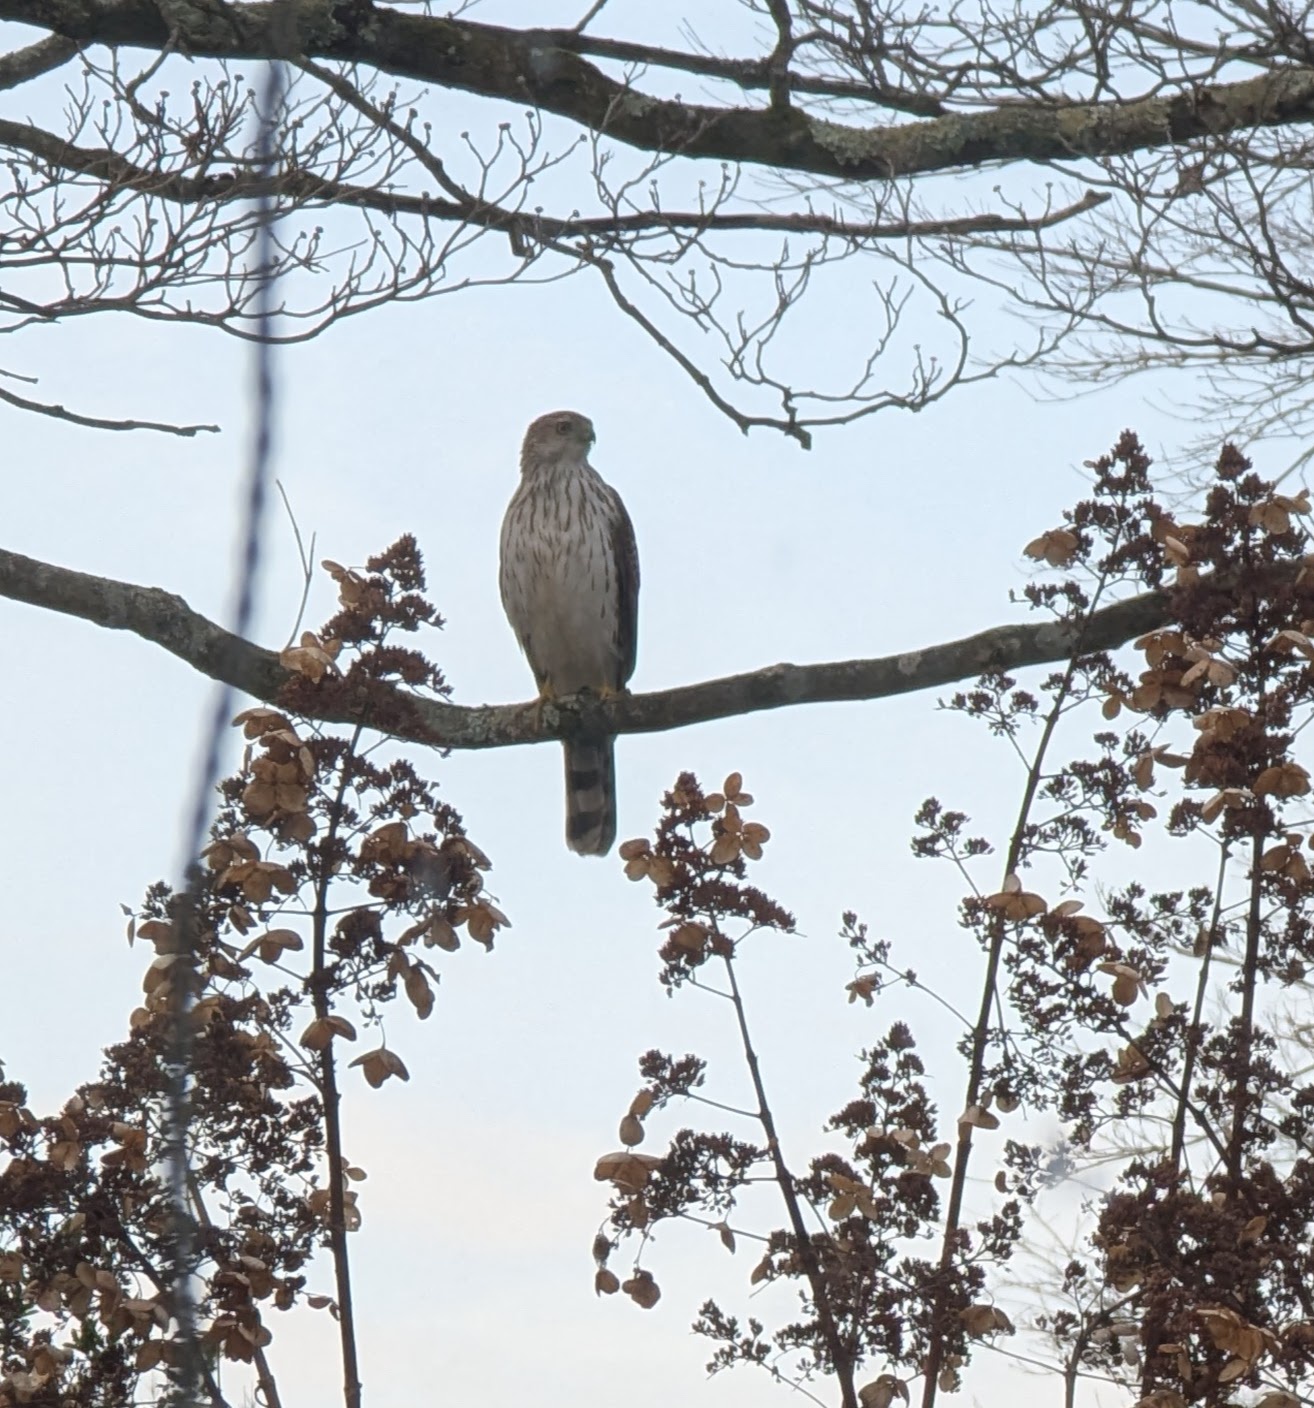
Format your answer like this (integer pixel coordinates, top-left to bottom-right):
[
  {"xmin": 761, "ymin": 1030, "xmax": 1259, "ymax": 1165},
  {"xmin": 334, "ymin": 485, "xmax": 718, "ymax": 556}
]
[
  {"xmin": 0, "ymin": 544, "xmax": 1196, "ymax": 751},
  {"xmin": 3, "ymin": 0, "xmax": 1313, "ymax": 445},
  {"xmin": 563, "ymin": 18, "xmax": 949, "ymax": 115},
  {"xmin": 0, "ymin": 33, "xmax": 77, "ymax": 89},
  {"xmin": 0, "ymin": 113, "xmax": 1109, "ymax": 243},
  {"xmin": 5, "ymin": 1, "xmax": 1314, "ymax": 183},
  {"xmin": 0, "ymin": 381, "xmax": 220, "ymax": 435}
]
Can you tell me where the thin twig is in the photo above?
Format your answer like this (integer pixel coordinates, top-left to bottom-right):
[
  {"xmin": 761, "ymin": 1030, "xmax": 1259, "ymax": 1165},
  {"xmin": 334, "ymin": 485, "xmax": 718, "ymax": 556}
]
[
  {"xmin": 275, "ymin": 479, "xmax": 316, "ymax": 648},
  {"xmin": 1171, "ymin": 841, "xmax": 1227, "ymax": 1171},
  {"xmin": 186, "ymin": 1170, "xmax": 285, "ymax": 1408},
  {"xmin": 0, "ymin": 383, "xmax": 219, "ymax": 436},
  {"xmin": 570, "ymin": 0, "xmax": 610, "ymax": 33},
  {"xmin": 1230, "ymin": 527, "xmax": 1271, "ymax": 1182},
  {"xmin": 311, "ymin": 725, "xmax": 366, "ymax": 1408},
  {"xmin": 721, "ymin": 948, "xmax": 858, "ymax": 1408},
  {"xmin": 921, "ymin": 562, "xmax": 1121, "ymax": 1408}
]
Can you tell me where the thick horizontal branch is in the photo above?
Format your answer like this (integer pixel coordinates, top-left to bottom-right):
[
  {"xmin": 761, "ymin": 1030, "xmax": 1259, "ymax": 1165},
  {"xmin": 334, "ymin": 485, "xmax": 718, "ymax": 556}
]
[
  {"xmin": 1, "ymin": 545, "xmax": 1186, "ymax": 750},
  {"xmin": 0, "ymin": 112, "xmax": 1109, "ymax": 241},
  {"xmin": 0, "ymin": 32, "xmax": 76, "ymax": 89},
  {"xmin": 2, "ymin": 1, "xmax": 1313, "ymax": 183}
]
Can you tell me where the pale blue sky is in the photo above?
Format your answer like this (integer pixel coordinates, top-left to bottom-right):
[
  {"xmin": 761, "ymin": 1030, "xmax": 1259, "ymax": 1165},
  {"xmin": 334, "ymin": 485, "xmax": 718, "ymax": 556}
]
[{"xmin": 0, "ymin": 3, "xmax": 1263, "ymax": 1404}]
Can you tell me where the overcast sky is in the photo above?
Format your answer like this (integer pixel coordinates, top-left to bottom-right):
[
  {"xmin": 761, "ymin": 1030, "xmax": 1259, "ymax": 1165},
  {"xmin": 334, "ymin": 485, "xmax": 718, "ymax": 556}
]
[{"xmin": 0, "ymin": 3, "xmax": 1265, "ymax": 1405}]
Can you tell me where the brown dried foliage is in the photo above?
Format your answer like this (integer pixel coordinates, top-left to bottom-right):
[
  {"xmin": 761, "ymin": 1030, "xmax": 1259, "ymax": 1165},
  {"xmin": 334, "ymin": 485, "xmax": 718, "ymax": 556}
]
[
  {"xmin": 594, "ymin": 435, "xmax": 1314, "ymax": 1408},
  {"xmin": 0, "ymin": 537, "xmax": 500, "ymax": 1407}
]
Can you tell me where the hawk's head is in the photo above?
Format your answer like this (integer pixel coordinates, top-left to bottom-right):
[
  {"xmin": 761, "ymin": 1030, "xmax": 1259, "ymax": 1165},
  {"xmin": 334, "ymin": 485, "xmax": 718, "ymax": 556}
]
[{"xmin": 521, "ymin": 410, "xmax": 596, "ymax": 469}]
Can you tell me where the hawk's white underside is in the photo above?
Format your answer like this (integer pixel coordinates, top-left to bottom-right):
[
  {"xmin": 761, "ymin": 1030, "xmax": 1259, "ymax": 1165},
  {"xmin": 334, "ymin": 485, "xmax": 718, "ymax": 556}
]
[{"xmin": 499, "ymin": 461, "xmax": 628, "ymax": 695}]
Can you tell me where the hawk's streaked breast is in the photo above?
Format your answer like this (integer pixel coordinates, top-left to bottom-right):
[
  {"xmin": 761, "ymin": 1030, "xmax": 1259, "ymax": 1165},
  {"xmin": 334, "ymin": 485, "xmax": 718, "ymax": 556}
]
[{"xmin": 498, "ymin": 410, "xmax": 639, "ymax": 854}]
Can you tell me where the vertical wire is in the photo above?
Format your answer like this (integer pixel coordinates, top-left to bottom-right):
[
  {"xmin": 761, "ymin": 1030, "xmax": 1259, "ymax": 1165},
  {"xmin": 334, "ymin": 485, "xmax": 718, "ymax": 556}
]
[{"xmin": 160, "ymin": 50, "xmax": 287, "ymax": 1408}]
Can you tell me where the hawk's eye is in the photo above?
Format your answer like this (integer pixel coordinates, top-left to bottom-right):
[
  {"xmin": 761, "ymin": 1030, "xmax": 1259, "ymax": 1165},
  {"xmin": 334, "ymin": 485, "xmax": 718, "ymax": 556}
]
[{"xmin": 556, "ymin": 421, "xmax": 571, "ymax": 435}]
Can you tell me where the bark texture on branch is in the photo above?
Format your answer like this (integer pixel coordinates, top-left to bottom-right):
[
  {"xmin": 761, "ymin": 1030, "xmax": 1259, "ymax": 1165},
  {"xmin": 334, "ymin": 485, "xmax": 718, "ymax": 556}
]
[
  {"xmin": 2, "ymin": 0, "xmax": 1312, "ymax": 183},
  {"xmin": 1, "ymin": 546, "xmax": 1180, "ymax": 750}
]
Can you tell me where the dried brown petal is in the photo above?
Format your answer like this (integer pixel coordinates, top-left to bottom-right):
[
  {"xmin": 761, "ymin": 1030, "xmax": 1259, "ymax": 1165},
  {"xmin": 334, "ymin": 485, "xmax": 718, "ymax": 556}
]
[
  {"xmin": 593, "ymin": 1151, "xmax": 663, "ymax": 1193},
  {"xmin": 348, "ymin": 1046, "xmax": 409, "ymax": 1089},
  {"xmin": 958, "ymin": 1105, "xmax": 1000, "ymax": 1131},
  {"xmin": 1024, "ymin": 528, "xmax": 1079, "ymax": 566},
  {"xmin": 622, "ymin": 1269, "xmax": 661, "ymax": 1309},
  {"xmin": 859, "ymin": 1377, "xmax": 909, "ymax": 1408}
]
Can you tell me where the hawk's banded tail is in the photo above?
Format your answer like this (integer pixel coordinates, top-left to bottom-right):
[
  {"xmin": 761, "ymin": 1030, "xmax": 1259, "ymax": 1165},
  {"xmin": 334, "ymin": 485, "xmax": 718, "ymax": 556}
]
[{"xmin": 563, "ymin": 737, "xmax": 617, "ymax": 856}]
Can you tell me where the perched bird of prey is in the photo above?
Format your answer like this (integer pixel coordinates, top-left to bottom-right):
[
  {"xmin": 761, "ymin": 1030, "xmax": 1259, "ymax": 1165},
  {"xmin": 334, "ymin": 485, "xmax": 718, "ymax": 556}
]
[{"xmin": 499, "ymin": 410, "xmax": 640, "ymax": 856}]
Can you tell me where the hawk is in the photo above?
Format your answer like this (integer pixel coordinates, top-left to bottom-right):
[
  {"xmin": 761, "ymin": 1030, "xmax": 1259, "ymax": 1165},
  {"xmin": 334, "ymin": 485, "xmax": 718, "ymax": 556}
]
[{"xmin": 499, "ymin": 410, "xmax": 640, "ymax": 855}]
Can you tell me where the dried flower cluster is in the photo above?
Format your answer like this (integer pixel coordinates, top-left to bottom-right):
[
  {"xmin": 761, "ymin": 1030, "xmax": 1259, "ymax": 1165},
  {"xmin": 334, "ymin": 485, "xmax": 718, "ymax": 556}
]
[
  {"xmin": 0, "ymin": 537, "xmax": 501, "ymax": 1406},
  {"xmin": 593, "ymin": 436, "xmax": 1314, "ymax": 1408}
]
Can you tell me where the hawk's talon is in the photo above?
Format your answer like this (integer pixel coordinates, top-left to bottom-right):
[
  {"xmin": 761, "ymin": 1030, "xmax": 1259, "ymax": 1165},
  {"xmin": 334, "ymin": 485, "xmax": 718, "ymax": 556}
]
[{"xmin": 530, "ymin": 686, "xmax": 556, "ymax": 733}]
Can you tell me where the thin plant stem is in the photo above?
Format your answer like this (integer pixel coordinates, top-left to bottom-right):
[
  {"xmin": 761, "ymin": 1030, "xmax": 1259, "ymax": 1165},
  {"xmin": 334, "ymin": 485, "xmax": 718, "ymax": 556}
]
[
  {"xmin": 921, "ymin": 557, "xmax": 1123, "ymax": 1408},
  {"xmin": 721, "ymin": 949, "xmax": 858, "ymax": 1408},
  {"xmin": 1171, "ymin": 841, "xmax": 1228, "ymax": 1171},
  {"xmin": 311, "ymin": 727, "xmax": 366, "ymax": 1408}
]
